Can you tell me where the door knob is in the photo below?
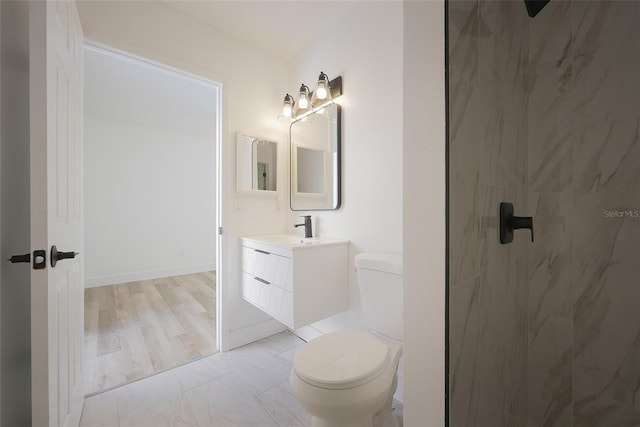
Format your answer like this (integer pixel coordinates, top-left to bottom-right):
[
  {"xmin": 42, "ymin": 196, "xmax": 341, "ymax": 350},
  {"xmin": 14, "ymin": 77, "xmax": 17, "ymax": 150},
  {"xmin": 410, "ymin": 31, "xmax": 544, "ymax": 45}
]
[{"xmin": 50, "ymin": 245, "xmax": 79, "ymax": 267}]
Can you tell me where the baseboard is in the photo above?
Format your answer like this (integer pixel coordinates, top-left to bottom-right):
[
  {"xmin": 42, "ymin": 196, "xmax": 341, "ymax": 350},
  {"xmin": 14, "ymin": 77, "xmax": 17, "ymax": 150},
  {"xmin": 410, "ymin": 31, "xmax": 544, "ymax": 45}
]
[
  {"xmin": 291, "ymin": 325, "xmax": 324, "ymax": 342},
  {"xmin": 84, "ymin": 264, "xmax": 216, "ymax": 288},
  {"xmin": 224, "ymin": 319, "xmax": 287, "ymax": 351}
]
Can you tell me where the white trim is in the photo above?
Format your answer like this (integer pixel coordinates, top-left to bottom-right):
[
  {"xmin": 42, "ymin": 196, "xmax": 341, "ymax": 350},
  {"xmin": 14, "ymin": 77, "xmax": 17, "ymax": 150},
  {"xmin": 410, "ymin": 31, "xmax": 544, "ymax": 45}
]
[
  {"xmin": 84, "ymin": 40, "xmax": 219, "ymax": 90},
  {"xmin": 84, "ymin": 264, "xmax": 217, "ymax": 288},
  {"xmin": 226, "ymin": 319, "xmax": 287, "ymax": 351},
  {"xmin": 215, "ymin": 73, "xmax": 226, "ymax": 353}
]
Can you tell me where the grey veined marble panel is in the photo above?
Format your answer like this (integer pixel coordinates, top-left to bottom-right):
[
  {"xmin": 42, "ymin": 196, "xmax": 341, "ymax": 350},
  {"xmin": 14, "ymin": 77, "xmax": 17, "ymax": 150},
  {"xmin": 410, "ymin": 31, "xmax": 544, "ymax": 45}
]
[
  {"xmin": 574, "ymin": 386, "xmax": 640, "ymax": 427},
  {"xmin": 570, "ymin": 1, "xmax": 640, "ymax": 420},
  {"xmin": 527, "ymin": 191, "xmax": 573, "ymax": 317},
  {"xmin": 527, "ymin": 312, "xmax": 573, "ymax": 427},
  {"xmin": 571, "ymin": 0, "xmax": 640, "ymax": 263},
  {"xmin": 449, "ymin": 0, "xmax": 640, "ymax": 426},
  {"xmin": 573, "ymin": 256, "xmax": 640, "ymax": 408}
]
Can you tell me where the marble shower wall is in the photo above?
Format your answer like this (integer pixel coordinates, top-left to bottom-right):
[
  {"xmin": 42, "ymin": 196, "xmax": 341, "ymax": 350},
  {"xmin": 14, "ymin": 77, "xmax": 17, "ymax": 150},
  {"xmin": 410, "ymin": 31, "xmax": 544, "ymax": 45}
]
[
  {"xmin": 449, "ymin": 1, "xmax": 530, "ymax": 426},
  {"xmin": 528, "ymin": 1, "xmax": 640, "ymax": 426},
  {"xmin": 449, "ymin": 1, "xmax": 640, "ymax": 426},
  {"xmin": 526, "ymin": 1, "xmax": 574, "ymax": 425}
]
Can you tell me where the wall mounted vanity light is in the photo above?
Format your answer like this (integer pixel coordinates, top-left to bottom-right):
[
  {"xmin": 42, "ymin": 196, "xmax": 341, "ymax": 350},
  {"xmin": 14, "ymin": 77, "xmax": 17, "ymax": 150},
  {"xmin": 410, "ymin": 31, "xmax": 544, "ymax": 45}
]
[
  {"xmin": 297, "ymin": 83, "xmax": 311, "ymax": 110},
  {"xmin": 280, "ymin": 71, "xmax": 343, "ymax": 121}
]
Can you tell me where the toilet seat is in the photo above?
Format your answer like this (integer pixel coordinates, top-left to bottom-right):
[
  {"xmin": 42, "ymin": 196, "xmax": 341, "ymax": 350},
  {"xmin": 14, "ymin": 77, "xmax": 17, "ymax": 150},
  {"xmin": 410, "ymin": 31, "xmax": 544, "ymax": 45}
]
[{"xmin": 294, "ymin": 330, "xmax": 390, "ymax": 390}]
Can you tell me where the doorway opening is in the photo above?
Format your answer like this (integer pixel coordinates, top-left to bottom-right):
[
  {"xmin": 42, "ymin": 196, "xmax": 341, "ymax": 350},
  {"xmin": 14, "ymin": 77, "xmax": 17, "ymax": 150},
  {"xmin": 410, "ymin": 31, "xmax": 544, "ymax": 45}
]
[{"xmin": 83, "ymin": 43, "xmax": 222, "ymax": 395}]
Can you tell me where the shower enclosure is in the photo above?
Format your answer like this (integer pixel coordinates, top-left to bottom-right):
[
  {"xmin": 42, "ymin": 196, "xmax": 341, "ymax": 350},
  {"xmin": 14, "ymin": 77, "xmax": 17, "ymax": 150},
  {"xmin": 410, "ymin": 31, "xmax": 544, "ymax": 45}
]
[{"xmin": 447, "ymin": 1, "xmax": 640, "ymax": 426}]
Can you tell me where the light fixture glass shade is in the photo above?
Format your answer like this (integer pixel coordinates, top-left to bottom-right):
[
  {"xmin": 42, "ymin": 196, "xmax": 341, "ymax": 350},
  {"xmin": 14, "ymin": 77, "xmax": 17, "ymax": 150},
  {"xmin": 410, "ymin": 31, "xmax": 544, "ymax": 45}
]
[
  {"xmin": 282, "ymin": 93, "xmax": 294, "ymax": 118},
  {"xmin": 315, "ymin": 71, "xmax": 330, "ymax": 100},
  {"xmin": 281, "ymin": 74, "xmax": 340, "ymax": 121},
  {"xmin": 298, "ymin": 83, "xmax": 310, "ymax": 109}
]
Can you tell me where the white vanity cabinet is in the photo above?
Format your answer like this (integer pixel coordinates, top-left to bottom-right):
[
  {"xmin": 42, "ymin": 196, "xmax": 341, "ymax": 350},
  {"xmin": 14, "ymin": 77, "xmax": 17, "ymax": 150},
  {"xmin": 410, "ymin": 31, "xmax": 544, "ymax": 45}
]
[{"xmin": 240, "ymin": 235, "xmax": 349, "ymax": 329}]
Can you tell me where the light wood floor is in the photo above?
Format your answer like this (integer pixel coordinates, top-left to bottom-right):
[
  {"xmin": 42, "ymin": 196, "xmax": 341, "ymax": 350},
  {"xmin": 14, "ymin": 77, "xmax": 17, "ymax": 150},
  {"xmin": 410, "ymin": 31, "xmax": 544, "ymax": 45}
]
[{"xmin": 84, "ymin": 272, "xmax": 217, "ymax": 396}]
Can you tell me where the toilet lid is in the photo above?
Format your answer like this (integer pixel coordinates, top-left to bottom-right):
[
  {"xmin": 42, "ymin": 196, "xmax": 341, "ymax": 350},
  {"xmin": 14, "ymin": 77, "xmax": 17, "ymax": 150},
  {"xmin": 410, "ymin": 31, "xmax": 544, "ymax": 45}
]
[{"xmin": 294, "ymin": 330, "xmax": 389, "ymax": 390}]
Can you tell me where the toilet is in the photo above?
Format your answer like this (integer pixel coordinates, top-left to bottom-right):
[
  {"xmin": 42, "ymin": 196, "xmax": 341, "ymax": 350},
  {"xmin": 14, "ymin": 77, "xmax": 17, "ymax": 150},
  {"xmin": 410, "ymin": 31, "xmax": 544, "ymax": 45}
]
[{"xmin": 290, "ymin": 252, "xmax": 403, "ymax": 427}]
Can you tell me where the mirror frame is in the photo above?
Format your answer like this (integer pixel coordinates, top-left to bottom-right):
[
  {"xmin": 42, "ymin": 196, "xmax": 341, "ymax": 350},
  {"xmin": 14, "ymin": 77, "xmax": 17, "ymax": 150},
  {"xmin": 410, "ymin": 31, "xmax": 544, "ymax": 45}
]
[
  {"xmin": 289, "ymin": 103, "xmax": 341, "ymax": 211},
  {"xmin": 236, "ymin": 132, "xmax": 279, "ymax": 195}
]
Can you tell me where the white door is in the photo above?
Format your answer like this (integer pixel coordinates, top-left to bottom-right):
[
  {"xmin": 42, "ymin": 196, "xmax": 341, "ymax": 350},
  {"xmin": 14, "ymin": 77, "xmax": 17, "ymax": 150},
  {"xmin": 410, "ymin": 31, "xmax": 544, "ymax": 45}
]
[{"xmin": 30, "ymin": 1, "xmax": 85, "ymax": 426}]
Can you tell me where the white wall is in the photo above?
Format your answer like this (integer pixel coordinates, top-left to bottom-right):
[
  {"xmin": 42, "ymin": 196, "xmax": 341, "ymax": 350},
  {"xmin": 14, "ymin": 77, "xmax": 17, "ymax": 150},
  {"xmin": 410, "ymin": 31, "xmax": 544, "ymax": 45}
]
[
  {"xmin": 84, "ymin": 47, "xmax": 218, "ymax": 287},
  {"xmin": 84, "ymin": 118, "xmax": 217, "ymax": 286},
  {"xmin": 286, "ymin": 1, "xmax": 404, "ymax": 312},
  {"xmin": 403, "ymin": 1, "xmax": 446, "ymax": 425},
  {"xmin": 77, "ymin": 0, "xmax": 292, "ymax": 348}
]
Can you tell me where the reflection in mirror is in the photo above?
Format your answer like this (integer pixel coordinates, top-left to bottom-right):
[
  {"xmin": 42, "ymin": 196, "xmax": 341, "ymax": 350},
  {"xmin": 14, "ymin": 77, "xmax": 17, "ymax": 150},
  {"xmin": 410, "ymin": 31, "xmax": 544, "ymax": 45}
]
[
  {"xmin": 290, "ymin": 103, "xmax": 341, "ymax": 210},
  {"xmin": 237, "ymin": 133, "xmax": 278, "ymax": 192},
  {"xmin": 296, "ymin": 147, "xmax": 324, "ymax": 193}
]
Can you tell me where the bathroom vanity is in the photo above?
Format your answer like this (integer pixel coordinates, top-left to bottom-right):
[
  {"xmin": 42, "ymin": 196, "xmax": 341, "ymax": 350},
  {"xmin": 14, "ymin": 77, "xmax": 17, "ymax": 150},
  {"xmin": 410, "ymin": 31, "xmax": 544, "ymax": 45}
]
[{"xmin": 240, "ymin": 234, "xmax": 349, "ymax": 329}]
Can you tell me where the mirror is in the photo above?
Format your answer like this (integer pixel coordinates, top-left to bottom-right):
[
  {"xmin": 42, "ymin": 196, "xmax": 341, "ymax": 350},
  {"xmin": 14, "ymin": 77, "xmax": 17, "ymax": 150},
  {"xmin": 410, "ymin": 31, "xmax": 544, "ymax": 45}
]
[
  {"xmin": 290, "ymin": 103, "xmax": 341, "ymax": 210},
  {"xmin": 236, "ymin": 133, "xmax": 278, "ymax": 192},
  {"xmin": 296, "ymin": 147, "xmax": 325, "ymax": 193}
]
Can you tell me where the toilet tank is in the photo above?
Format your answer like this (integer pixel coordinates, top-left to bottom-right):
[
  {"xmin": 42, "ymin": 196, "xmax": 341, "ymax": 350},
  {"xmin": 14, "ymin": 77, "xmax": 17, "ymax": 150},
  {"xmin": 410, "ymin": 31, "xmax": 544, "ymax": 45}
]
[{"xmin": 355, "ymin": 253, "xmax": 403, "ymax": 341}]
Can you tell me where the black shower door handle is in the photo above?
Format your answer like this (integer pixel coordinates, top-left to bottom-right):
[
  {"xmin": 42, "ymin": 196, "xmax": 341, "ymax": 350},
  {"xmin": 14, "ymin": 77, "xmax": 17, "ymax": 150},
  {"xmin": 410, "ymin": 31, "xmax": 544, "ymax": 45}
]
[{"xmin": 499, "ymin": 202, "xmax": 534, "ymax": 244}]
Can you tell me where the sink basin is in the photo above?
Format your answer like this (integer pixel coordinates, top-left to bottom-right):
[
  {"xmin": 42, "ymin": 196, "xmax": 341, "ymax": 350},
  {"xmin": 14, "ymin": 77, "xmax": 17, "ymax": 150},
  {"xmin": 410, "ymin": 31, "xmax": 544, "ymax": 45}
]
[
  {"xmin": 243, "ymin": 234, "xmax": 349, "ymax": 250},
  {"xmin": 252, "ymin": 235, "xmax": 319, "ymax": 246}
]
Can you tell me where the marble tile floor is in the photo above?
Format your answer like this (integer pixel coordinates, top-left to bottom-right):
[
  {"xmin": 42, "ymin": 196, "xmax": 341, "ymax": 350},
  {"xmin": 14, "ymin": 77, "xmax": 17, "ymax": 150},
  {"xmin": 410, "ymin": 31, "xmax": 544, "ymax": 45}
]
[{"xmin": 80, "ymin": 330, "xmax": 404, "ymax": 427}]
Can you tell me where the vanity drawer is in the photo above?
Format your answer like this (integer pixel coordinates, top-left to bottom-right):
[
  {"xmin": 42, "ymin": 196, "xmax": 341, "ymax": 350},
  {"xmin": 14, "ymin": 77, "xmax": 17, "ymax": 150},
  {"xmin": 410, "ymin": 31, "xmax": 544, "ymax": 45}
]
[
  {"xmin": 267, "ymin": 285, "xmax": 286, "ymax": 324},
  {"xmin": 241, "ymin": 272, "xmax": 273, "ymax": 310},
  {"xmin": 254, "ymin": 251, "xmax": 277, "ymax": 284},
  {"xmin": 242, "ymin": 246, "xmax": 274, "ymax": 277},
  {"xmin": 241, "ymin": 272, "xmax": 258, "ymax": 304},
  {"xmin": 241, "ymin": 272, "xmax": 293, "ymax": 328},
  {"xmin": 254, "ymin": 278, "xmax": 271, "ymax": 311},
  {"xmin": 241, "ymin": 246, "xmax": 257, "ymax": 275},
  {"xmin": 273, "ymin": 256, "xmax": 293, "ymax": 292},
  {"xmin": 241, "ymin": 236, "xmax": 348, "ymax": 330},
  {"xmin": 242, "ymin": 245, "xmax": 292, "ymax": 290}
]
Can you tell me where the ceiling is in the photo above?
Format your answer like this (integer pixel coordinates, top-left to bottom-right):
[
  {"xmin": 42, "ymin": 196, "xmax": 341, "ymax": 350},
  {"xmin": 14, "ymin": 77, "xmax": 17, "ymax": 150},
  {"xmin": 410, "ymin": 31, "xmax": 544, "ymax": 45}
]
[
  {"xmin": 82, "ymin": 1, "xmax": 366, "ymax": 138},
  {"xmin": 161, "ymin": 0, "xmax": 362, "ymax": 60}
]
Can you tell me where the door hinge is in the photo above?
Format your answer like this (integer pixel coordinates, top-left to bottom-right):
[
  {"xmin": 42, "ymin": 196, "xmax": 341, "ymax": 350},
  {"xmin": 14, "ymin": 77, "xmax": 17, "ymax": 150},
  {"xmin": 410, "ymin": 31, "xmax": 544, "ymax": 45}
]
[{"xmin": 219, "ymin": 227, "xmax": 224, "ymax": 235}]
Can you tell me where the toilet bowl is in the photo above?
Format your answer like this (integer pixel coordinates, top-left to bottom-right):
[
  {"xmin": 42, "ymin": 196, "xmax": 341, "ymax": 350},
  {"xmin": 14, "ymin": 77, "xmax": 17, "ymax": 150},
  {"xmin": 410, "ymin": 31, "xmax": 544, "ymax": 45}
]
[
  {"xmin": 290, "ymin": 253, "xmax": 403, "ymax": 427},
  {"xmin": 290, "ymin": 330, "xmax": 401, "ymax": 427}
]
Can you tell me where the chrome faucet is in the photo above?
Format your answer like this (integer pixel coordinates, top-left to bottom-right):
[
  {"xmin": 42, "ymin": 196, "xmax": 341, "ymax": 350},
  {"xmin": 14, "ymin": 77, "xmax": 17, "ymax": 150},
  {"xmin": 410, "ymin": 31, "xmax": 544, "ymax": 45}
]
[{"xmin": 294, "ymin": 215, "xmax": 313, "ymax": 238}]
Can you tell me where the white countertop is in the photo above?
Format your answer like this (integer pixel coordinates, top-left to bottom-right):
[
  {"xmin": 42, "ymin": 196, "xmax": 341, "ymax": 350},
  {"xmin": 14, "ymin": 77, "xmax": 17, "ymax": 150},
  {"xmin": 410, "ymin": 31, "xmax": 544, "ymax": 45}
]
[{"xmin": 241, "ymin": 234, "xmax": 350, "ymax": 250}]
